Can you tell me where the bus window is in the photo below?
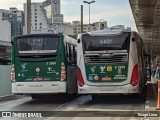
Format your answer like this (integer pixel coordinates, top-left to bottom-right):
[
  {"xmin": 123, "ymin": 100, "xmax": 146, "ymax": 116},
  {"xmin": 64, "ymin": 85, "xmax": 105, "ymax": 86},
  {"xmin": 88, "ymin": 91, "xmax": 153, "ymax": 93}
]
[
  {"xmin": 17, "ymin": 36, "xmax": 59, "ymax": 54},
  {"xmin": 66, "ymin": 44, "xmax": 77, "ymax": 65},
  {"xmin": 82, "ymin": 32, "xmax": 130, "ymax": 51}
]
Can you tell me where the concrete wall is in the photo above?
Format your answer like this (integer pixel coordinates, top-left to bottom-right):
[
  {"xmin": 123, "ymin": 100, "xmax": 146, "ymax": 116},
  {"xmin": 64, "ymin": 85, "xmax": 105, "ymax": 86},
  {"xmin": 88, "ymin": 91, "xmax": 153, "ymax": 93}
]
[{"xmin": 0, "ymin": 65, "xmax": 11, "ymax": 97}]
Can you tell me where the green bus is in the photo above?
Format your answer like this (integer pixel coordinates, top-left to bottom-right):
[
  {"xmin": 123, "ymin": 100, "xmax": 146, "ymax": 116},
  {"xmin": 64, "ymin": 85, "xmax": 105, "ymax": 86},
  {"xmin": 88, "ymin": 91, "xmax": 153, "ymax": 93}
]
[{"xmin": 11, "ymin": 33, "xmax": 77, "ymax": 99}]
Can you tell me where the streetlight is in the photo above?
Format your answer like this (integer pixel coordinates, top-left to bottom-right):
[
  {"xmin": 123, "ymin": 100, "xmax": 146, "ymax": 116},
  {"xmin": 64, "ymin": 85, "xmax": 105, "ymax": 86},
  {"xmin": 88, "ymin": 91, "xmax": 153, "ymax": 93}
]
[
  {"xmin": 83, "ymin": 0, "xmax": 95, "ymax": 31},
  {"xmin": 26, "ymin": 0, "xmax": 31, "ymax": 34}
]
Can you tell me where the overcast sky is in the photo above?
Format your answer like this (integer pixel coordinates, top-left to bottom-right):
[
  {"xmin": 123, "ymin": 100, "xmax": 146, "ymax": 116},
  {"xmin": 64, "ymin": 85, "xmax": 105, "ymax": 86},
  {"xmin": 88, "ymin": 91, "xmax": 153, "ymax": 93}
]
[{"xmin": 0, "ymin": 0, "xmax": 137, "ymax": 31}]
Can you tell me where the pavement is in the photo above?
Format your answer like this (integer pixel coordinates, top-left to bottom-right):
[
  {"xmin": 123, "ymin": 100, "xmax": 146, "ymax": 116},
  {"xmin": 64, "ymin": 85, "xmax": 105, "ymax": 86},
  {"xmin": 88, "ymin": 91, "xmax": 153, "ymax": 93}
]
[
  {"xmin": 145, "ymin": 76, "xmax": 158, "ymax": 112},
  {"xmin": 0, "ymin": 94, "xmax": 29, "ymax": 103}
]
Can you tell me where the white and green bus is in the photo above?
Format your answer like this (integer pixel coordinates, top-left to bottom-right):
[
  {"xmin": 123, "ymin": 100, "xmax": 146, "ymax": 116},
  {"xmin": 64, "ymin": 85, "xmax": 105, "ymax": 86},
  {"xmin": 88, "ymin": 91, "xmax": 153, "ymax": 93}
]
[
  {"xmin": 11, "ymin": 33, "xmax": 77, "ymax": 99},
  {"xmin": 77, "ymin": 29, "xmax": 149, "ymax": 96}
]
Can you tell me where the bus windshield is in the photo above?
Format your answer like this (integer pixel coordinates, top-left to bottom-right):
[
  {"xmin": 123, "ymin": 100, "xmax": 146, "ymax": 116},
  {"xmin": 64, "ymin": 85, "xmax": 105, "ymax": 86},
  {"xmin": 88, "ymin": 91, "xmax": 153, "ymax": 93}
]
[
  {"xmin": 82, "ymin": 32, "xmax": 130, "ymax": 51},
  {"xmin": 17, "ymin": 36, "xmax": 59, "ymax": 54}
]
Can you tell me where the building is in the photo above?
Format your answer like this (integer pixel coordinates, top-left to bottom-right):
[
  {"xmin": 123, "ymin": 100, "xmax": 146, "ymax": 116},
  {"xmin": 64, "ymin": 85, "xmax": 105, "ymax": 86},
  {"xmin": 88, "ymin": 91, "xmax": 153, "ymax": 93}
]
[
  {"xmin": 0, "ymin": 8, "xmax": 24, "ymax": 42},
  {"xmin": 111, "ymin": 25, "xmax": 131, "ymax": 31},
  {"xmin": 64, "ymin": 20, "xmax": 108, "ymax": 35},
  {"xmin": 10, "ymin": 7, "xmax": 24, "ymax": 36},
  {"xmin": 24, "ymin": 0, "xmax": 64, "ymax": 34},
  {"xmin": 63, "ymin": 22, "xmax": 74, "ymax": 35}
]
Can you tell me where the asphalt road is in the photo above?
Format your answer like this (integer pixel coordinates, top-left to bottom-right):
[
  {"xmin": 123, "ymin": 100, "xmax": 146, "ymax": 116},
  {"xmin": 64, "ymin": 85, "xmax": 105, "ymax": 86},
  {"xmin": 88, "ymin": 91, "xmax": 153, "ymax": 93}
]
[{"xmin": 0, "ymin": 82, "xmax": 159, "ymax": 120}]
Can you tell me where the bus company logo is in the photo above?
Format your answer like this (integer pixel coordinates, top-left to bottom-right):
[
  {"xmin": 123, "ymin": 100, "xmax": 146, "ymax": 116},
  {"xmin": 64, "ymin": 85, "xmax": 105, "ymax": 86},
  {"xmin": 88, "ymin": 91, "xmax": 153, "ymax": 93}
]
[
  {"xmin": 107, "ymin": 66, "xmax": 112, "ymax": 72},
  {"xmin": 48, "ymin": 67, "xmax": 52, "ymax": 71},
  {"xmin": 100, "ymin": 66, "xmax": 105, "ymax": 73},
  {"xmin": 102, "ymin": 76, "xmax": 111, "ymax": 81},
  {"xmin": 36, "ymin": 68, "xmax": 40, "ymax": 72},
  {"xmin": 94, "ymin": 76, "xmax": 99, "ymax": 80},
  {"xmin": 20, "ymin": 72, "xmax": 25, "ymax": 77},
  {"xmin": 88, "ymin": 75, "xmax": 93, "ymax": 80},
  {"xmin": 90, "ymin": 66, "xmax": 96, "ymax": 73},
  {"xmin": 21, "ymin": 63, "xmax": 27, "ymax": 70},
  {"xmin": 118, "ymin": 68, "xmax": 122, "ymax": 75}
]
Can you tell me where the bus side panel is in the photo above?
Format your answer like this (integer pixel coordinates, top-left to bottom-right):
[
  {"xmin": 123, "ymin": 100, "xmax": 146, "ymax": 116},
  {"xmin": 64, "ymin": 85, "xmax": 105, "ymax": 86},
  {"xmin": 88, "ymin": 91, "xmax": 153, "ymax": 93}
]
[
  {"xmin": 128, "ymin": 32, "xmax": 140, "ymax": 93},
  {"xmin": 67, "ymin": 66, "xmax": 77, "ymax": 94},
  {"xmin": 64, "ymin": 35, "xmax": 77, "ymax": 94}
]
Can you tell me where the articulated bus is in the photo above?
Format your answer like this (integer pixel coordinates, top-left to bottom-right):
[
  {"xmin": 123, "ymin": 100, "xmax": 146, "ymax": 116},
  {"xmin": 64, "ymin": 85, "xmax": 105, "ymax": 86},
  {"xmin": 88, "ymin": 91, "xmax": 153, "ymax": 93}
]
[
  {"xmin": 77, "ymin": 29, "xmax": 149, "ymax": 96},
  {"xmin": 11, "ymin": 33, "xmax": 77, "ymax": 99}
]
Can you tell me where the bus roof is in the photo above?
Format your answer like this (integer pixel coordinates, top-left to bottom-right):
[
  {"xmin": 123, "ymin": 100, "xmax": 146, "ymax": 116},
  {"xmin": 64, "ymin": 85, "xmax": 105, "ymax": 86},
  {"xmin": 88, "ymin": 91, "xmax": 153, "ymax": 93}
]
[
  {"xmin": 14, "ymin": 33, "xmax": 60, "ymax": 38},
  {"xmin": 87, "ymin": 28, "xmax": 131, "ymax": 36},
  {"xmin": 64, "ymin": 35, "xmax": 77, "ymax": 46}
]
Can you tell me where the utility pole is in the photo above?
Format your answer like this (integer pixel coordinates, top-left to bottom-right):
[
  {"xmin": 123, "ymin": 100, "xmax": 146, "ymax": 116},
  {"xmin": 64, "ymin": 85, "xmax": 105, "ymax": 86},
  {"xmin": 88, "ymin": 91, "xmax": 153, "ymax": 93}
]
[
  {"xmin": 26, "ymin": 0, "xmax": 31, "ymax": 34},
  {"xmin": 83, "ymin": 1, "xmax": 95, "ymax": 31},
  {"xmin": 81, "ymin": 5, "xmax": 83, "ymax": 33}
]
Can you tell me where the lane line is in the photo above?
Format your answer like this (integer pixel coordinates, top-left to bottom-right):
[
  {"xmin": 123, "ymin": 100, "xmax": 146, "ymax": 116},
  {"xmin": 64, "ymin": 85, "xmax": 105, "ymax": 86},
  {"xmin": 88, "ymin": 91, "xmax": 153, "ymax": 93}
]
[
  {"xmin": 146, "ymin": 101, "xmax": 149, "ymax": 104},
  {"xmin": 46, "ymin": 95, "xmax": 91, "ymax": 119}
]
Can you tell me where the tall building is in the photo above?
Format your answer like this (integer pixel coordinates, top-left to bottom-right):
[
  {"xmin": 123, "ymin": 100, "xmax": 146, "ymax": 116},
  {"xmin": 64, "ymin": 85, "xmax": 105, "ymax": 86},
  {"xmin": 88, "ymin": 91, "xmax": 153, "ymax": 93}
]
[
  {"xmin": 111, "ymin": 25, "xmax": 131, "ymax": 31},
  {"xmin": 24, "ymin": 0, "xmax": 64, "ymax": 34},
  {"xmin": 0, "ymin": 8, "xmax": 24, "ymax": 42},
  {"xmin": 64, "ymin": 20, "xmax": 108, "ymax": 35},
  {"xmin": 10, "ymin": 7, "xmax": 24, "ymax": 36}
]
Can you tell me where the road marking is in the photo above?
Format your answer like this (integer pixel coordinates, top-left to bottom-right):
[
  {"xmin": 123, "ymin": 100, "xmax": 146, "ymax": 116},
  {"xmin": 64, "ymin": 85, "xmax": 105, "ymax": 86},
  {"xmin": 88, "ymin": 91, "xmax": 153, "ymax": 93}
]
[
  {"xmin": 57, "ymin": 95, "xmax": 91, "ymax": 109},
  {"xmin": 46, "ymin": 95, "xmax": 91, "ymax": 119},
  {"xmin": 146, "ymin": 101, "xmax": 149, "ymax": 104},
  {"xmin": 145, "ymin": 84, "xmax": 150, "ymax": 111},
  {"xmin": 144, "ymin": 83, "xmax": 150, "ymax": 120},
  {"xmin": 57, "ymin": 100, "xmax": 74, "ymax": 108},
  {"xmin": 145, "ymin": 105, "xmax": 149, "ymax": 110}
]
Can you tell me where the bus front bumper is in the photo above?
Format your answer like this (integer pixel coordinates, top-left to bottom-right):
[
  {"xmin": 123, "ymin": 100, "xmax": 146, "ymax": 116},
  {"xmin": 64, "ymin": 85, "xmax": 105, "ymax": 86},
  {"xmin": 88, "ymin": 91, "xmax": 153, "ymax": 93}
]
[
  {"xmin": 12, "ymin": 81, "xmax": 66, "ymax": 94},
  {"xmin": 78, "ymin": 84, "xmax": 139, "ymax": 94}
]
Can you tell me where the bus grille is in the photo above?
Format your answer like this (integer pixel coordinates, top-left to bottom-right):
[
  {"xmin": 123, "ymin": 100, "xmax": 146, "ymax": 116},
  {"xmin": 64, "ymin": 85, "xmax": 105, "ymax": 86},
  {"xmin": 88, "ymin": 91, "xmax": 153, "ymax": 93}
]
[{"xmin": 85, "ymin": 53, "xmax": 128, "ymax": 64}]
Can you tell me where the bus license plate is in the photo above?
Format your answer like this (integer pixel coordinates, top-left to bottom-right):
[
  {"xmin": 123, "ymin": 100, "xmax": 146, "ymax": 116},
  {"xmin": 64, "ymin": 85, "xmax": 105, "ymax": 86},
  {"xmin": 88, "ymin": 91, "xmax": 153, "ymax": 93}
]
[
  {"xmin": 34, "ymin": 77, "xmax": 43, "ymax": 81},
  {"xmin": 102, "ymin": 77, "xmax": 111, "ymax": 81}
]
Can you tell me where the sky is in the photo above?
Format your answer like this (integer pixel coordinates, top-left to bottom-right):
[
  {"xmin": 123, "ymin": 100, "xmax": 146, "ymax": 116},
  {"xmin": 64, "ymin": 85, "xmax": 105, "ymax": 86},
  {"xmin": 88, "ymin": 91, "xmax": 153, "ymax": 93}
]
[{"xmin": 0, "ymin": 0, "xmax": 137, "ymax": 31}]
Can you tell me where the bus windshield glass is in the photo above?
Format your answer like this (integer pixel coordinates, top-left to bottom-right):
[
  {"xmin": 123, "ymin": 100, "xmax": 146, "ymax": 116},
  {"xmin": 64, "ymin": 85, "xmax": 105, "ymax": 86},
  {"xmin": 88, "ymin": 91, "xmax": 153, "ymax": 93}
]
[
  {"xmin": 82, "ymin": 32, "xmax": 130, "ymax": 51},
  {"xmin": 17, "ymin": 36, "xmax": 59, "ymax": 54}
]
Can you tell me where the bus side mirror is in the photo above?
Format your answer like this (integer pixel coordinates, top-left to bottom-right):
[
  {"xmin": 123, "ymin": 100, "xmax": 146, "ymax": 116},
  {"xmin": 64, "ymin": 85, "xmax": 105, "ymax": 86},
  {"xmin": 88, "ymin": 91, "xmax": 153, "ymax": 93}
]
[
  {"xmin": 11, "ymin": 41, "xmax": 13, "ymax": 45},
  {"xmin": 132, "ymin": 38, "xmax": 135, "ymax": 42},
  {"xmin": 77, "ymin": 39, "xmax": 80, "ymax": 43}
]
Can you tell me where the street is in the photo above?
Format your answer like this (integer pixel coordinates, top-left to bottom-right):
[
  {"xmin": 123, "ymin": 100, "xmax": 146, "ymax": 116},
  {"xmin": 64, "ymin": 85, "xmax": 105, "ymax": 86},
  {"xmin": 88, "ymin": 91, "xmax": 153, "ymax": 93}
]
[{"xmin": 0, "ymin": 81, "xmax": 159, "ymax": 120}]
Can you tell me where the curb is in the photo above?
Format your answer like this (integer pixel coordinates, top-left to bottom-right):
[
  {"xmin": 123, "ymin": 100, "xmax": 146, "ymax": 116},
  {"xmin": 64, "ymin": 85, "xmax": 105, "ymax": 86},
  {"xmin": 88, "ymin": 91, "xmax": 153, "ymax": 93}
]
[{"xmin": 0, "ymin": 94, "xmax": 15, "ymax": 101}]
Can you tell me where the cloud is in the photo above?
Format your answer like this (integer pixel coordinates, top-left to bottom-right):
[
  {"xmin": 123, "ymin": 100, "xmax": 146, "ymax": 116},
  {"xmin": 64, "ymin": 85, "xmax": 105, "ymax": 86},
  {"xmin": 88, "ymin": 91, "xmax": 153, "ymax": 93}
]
[
  {"xmin": 0, "ymin": 0, "xmax": 45, "ymax": 10},
  {"xmin": 61, "ymin": 0, "xmax": 137, "ymax": 31},
  {"xmin": 0, "ymin": 0, "xmax": 137, "ymax": 31}
]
